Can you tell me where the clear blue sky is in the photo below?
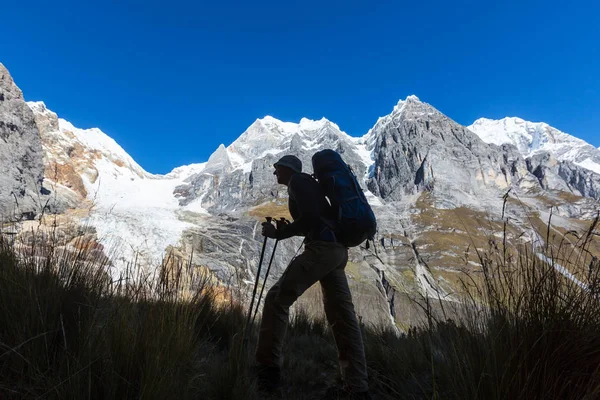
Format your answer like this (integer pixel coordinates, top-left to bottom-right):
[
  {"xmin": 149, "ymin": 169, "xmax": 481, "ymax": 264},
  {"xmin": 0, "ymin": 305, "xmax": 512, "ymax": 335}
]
[{"xmin": 2, "ymin": 0, "xmax": 598, "ymax": 174}]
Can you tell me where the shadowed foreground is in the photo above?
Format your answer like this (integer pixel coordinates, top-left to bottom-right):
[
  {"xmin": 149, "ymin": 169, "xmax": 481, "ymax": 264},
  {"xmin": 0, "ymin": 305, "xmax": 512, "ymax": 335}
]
[{"xmin": 1, "ymin": 216, "xmax": 600, "ymax": 399}]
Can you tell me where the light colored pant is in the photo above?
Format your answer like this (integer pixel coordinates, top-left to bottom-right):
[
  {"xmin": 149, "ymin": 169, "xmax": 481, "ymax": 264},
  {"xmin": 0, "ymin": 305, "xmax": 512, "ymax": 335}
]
[{"xmin": 255, "ymin": 240, "xmax": 369, "ymax": 393}]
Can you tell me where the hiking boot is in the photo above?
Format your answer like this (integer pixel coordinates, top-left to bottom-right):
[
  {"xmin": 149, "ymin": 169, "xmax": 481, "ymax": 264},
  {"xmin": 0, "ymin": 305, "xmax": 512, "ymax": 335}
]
[
  {"xmin": 250, "ymin": 364, "xmax": 281, "ymax": 394},
  {"xmin": 321, "ymin": 385, "xmax": 372, "ymax": 400}
]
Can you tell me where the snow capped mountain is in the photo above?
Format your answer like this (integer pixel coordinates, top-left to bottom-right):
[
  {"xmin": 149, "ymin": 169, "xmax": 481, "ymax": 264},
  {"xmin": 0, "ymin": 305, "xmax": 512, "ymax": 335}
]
[
  {"xmin": 29, "ymin": 101, "xmax": 150, "ymax": 180},
  {"xmin": 5, "ymin": 60, "xmax": 600, "ymax": 331},
  {"xmin": 25, "ymin": 96, "xmax": 600, "ymax": 280},
  {"xmin": 362, "ymin": 95, "xmax": 440, "ymax": 157},
  {"xmin": 204, "ymin": 144, "xmax": 233, "ymax": 174},
  {"xmin": 60, "ymin": 121, "xmax": 149, "ymax": 179},
  {"xmin": 468, "ymin": 117, "xmax": 600, "ymax": 175},
  {"xmin": 26, "ymin": 103, "xmax": 376, "ymax": 276},
  {"xmin": 172, "ymin": 113, "xmax": 375, "ymax": 216},
  {"xmin": 226, "ymin": 115, "xmax": 359, "ymax": 173},
  {"xmin": 27, "ymin": 101, "xmax": 206, "ymax": 274},
  {"xmin": 368, "ymin": 95, "xmax": 435, "ymax": 129}
]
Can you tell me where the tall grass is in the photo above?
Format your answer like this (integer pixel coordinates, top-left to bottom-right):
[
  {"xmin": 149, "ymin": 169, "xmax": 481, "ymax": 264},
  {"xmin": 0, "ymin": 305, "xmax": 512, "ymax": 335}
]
[
  {"xmin": 1, "ymin": 213, "xmax": 600, "ymax": 399},
  {"xmin": 415, "ymin": 208, "xmax": 600, "ymax": 400},
  {"xmin": 0, "ymin": 227, "xmax": 248, "ymax": 399}
]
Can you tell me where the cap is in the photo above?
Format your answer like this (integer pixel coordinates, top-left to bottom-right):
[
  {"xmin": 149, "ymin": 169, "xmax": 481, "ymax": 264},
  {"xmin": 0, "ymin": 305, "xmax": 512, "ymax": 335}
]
[{"xmin": 273, "ymin": 155, "xmax": 302, "ymax": 173}]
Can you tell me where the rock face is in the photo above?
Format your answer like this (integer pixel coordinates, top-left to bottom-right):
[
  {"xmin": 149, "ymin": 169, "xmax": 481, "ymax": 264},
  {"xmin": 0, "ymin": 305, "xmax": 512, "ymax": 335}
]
[
  {"xmin": 27, "ymin": 101, "xmax": 88, "ymax": 206},
  {"xmin": 527, "ymin": 152, "xmax": 600, "ymax": 199},
  {"xmin": 557, "ymin": 162, "xmax": 600, "ymax": 200},
  {"xmin": 468, "ymin": 117, "xmax": 600, "ymax": 202},
  {"xmin": 364, "ymin": 96, "xmax": 536, "ymax": 208},
  {"xmin": 0, "ymin": 63, "xmax": 46, "ymax": 218},
  {"xmin": 364, "ymin": 97, "xmax": 600, "ymax": 209}
]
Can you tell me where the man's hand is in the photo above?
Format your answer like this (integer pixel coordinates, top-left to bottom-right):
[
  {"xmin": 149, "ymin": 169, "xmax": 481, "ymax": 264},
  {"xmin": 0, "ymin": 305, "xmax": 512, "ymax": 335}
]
[
  {"xmin": 275, "ymin": 217, "xmax": 289, "ymax": 230},
  {"xmin": 261, "ymin": 221, "xmax": 278, "ymax": 238}
]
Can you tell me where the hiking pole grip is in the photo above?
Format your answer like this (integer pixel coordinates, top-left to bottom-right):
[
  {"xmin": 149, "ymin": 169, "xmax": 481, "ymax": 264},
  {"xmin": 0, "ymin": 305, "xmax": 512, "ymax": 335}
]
[{"xmin": 275, "ymin": 217, "xmax": 288, "ymax": 229}]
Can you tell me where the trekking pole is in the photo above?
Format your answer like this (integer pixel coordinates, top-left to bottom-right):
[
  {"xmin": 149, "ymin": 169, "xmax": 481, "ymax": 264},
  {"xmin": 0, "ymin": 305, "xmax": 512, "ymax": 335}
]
[
  {"xmin": 251, "ymin": 240, "xmax": 278, "ymax": 327},
  {"xmin": 251, "ymin": 218, "xmax": 288, "ymax": 326},
  {"xmin": 243, "ymin": 216, "xmax": 272, "ymax": 348}
]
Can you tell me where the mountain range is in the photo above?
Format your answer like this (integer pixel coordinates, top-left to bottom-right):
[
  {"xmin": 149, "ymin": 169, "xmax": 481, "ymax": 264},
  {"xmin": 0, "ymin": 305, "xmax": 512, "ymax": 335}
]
[{"xmin": 1, "ymin": 62, "xmax": 599, "ymax": 329}]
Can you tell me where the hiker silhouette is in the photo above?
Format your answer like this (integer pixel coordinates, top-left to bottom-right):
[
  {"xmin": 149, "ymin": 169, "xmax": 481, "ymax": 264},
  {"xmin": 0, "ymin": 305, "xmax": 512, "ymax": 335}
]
[{"xmin": 252, "ymin": 153, "xmax": 371, "ymax": 399}]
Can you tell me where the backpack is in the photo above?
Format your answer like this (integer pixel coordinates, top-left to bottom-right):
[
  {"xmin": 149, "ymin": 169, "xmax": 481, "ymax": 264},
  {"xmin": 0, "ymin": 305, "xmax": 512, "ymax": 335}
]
[{"xmin": 311, "ymin": 149, "xmax": 377, "ymax": 247}]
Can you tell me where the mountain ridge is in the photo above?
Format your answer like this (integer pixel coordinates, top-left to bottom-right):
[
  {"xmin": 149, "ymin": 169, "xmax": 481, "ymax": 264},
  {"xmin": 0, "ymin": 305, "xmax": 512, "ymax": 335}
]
[
  {"xmin": 20, "ymin": 93, "xmax": 600, "ymax": 277},
  {"xmin": 468, "ymin": 116, "xmax": 600, "ymax": 175},
  {"xmin": 24, "ymin": 96, "xmax": 600, "ymax": 181}
]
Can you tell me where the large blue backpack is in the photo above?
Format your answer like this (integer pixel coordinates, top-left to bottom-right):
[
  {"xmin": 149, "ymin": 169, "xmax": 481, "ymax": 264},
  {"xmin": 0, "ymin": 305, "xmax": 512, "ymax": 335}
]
[{"xmin": 312, "ymin": 149, "xmax": 377, "ymax": 247}]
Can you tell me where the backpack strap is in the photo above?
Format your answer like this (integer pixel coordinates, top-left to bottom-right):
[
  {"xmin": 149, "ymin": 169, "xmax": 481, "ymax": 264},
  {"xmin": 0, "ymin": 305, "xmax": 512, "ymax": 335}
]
[{"xmin": 347, "ymin": 165, "xmax": 369, "ymax": 205}]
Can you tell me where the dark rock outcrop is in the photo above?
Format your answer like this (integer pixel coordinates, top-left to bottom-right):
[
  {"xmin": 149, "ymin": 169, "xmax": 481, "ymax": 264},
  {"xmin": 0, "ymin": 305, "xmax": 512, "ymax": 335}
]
[{"xmin": 0, "ymin": 63, "xmax": 45, "ymax": 218}]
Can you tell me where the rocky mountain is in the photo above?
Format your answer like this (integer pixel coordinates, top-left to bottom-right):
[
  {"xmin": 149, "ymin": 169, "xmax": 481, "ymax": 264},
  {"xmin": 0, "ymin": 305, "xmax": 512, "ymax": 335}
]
[
  {"xmin": 22, "ymin": 98, "xmax": 207, "ymax": 273},
  {"xmin": 1, "ymin": 62, "xmax": 599, "ymax": 330},
  {"xmin": 468, "ymin": 117, "xmax": 600, "ymax": 204},
  {"xmin": 468, "ymin": 117, "xmax": 600, "ymax": 175},
  {"xmin": 174, "ymin": 115, "xmax": 372, "ymax": 214},
  {"xmin": 0, "ymin": 64, "xmax": 58, "ymax": 218}
]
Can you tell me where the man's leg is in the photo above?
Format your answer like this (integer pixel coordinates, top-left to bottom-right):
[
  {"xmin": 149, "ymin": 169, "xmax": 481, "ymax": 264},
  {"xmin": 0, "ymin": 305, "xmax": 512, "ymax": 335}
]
[
  {"xmin": 320, "ymin": 262, "xmax": 369, "ymax": 393},
  {"xmin": 255, "ymin": 241, "xmax": 347, "ymax": 368}
]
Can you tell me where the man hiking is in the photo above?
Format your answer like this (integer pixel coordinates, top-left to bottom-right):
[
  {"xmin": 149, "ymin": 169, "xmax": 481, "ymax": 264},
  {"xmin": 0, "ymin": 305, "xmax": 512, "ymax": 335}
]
[{"xmin": 253, "ymin": 154, "xmax": 371, "ymax": 399}]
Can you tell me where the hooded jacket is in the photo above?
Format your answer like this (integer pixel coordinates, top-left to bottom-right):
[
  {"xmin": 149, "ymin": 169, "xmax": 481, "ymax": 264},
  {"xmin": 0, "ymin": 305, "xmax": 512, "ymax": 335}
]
[{"xmin": 275, "ymin": 172, "xmax": 336, "ymax": 242}]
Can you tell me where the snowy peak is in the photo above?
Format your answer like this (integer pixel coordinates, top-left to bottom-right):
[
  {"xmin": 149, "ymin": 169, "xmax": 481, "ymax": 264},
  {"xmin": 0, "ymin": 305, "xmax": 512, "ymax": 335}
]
[
  {"xmin": 468, "ymin": 117, "xmax": 600, "ymax": 175},
  {"xmin": 364, "ymin": 95, "xmax": 439, "ymax": 144},
  {"xmin": 58, "ymin": 118, "xmax": 150, "ymax": 178},
  {"xmin": 204, "ymin": 144, "xmax": 232, "ymax": 174},
  {"xmin": 25, "ymin": 101, "xmax": 205, "ymax": 274},
  {"xmin": 253, "ymin": 116, "xmax": 299, "ymax": 136},
  {"xmin": 393, "ymin": 94, "xmax": 422, "ymax": 113},
  {"xmin": 28, "ymin": 101, "xmax": 206, "ymax": 184},
  {"xmin": 469, "ymin": 117, "xmax": 564, "ymax": 153},
  {"xmin": 28, "ymin": 101, "xmax": 56, "ymax": 118},
  {"xmin": 27, "ymin": 101, "xmax": 151, "ymax": 181},
  {"xmin": 243, "ymin": 115, "xmax": 336, "ymax": 140},
  {"xmin": 469, "ymin": 117, "xmax": 591, "ymax": 152},
  {"xmin": 226, "ymin": 115, "xmax": 352, "ymax": 171},
  {"xmin": 28, "ymin": 101, "xmax": 60, "ymax": 133},
  {"xmin": 250, "ymin": 115, "xmax": 340, "ymax": 138}
]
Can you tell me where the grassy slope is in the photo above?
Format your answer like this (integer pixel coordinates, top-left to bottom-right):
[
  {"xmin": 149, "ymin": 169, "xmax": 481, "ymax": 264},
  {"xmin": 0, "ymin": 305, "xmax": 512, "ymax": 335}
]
[{"xmin": 2, "ymin": 214, "xmax": 600, "ymax": 400}]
